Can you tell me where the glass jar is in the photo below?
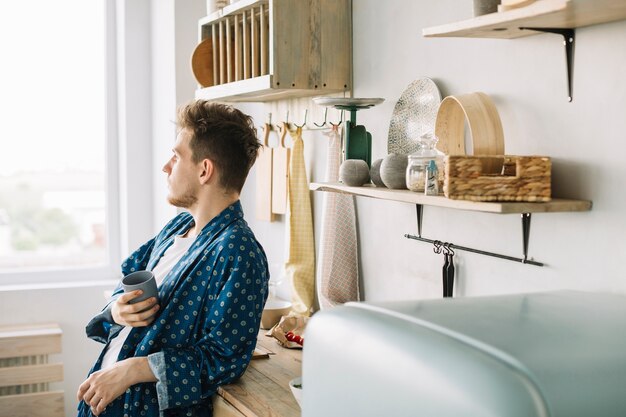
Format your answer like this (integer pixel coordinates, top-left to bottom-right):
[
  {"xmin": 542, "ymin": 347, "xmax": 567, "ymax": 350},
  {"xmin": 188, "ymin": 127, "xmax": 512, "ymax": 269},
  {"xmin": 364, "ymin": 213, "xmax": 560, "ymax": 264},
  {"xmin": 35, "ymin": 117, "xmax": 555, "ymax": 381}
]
[
  {"xmin": 406, "ymin": 154, "xmax": 428, "ymax": 192},
  {"xmin": 406, "ymin": 132, "xmax": 443, "ymax": 192}
]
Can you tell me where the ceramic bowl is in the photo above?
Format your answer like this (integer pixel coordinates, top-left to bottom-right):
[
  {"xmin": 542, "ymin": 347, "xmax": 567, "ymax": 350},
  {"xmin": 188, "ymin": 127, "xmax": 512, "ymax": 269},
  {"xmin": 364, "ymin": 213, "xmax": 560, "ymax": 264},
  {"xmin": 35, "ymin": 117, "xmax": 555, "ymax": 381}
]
[
  {"xmin": 289, "ymin": 376, "xmax": 302, "ymax": 407},
  {"xmin": 260, "ymin": 298, "xmax": 292, "ymax": 329}
]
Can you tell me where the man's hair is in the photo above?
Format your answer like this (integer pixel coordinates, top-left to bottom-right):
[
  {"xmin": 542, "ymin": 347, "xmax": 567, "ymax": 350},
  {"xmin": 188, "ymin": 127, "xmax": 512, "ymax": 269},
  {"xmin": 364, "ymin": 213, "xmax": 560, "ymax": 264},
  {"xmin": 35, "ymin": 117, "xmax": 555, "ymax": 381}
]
[{"xmin": 176, "ymin": 100, "xmax": 260, "ymax": 193}]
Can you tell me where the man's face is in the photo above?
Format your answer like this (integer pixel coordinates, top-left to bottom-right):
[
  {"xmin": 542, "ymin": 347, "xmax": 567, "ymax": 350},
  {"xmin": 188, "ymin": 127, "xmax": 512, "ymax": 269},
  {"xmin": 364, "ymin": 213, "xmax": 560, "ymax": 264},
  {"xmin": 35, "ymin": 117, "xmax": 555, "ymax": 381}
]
[{"xmin": 162, "ymin": 128, "xmax": 200, "ymax": 208}]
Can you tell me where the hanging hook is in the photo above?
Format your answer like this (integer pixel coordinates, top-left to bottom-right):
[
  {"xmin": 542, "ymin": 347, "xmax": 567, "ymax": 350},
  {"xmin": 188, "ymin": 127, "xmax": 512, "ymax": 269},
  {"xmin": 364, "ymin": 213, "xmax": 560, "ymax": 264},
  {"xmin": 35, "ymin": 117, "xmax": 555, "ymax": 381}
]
[
  {"xmin": 293, "ymin": 109, "xmax": 308, "ymax": 128},
  {"xmin": 276, "ymin": 110, "xmax": 289, "ymax": 132},
  {"xmin": 433, "ymin": 240, "xmax": 443, "ymax": 254},
  {"xmin": 329, "ymin": 109, "xmax": 344, "ymax": 127},
  {"xmin": 266, "ymin": 112, "xmax": 272, "ymax": 125},
  {"xmin": 313, "ymin": 107, "xmax": 328, "ymax": 127}
]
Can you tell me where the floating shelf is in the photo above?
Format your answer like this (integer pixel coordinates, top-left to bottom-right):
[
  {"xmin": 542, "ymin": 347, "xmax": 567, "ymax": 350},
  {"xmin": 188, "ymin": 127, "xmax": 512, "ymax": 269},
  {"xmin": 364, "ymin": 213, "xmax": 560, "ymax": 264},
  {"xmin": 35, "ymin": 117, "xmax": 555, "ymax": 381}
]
[
  {"xmin": 310, "ymin": 182, "xmax": 592, "ymax": 214},
  {"xmin": 422, "ymin": 0, "xmax": 626, "ymax": 39}
]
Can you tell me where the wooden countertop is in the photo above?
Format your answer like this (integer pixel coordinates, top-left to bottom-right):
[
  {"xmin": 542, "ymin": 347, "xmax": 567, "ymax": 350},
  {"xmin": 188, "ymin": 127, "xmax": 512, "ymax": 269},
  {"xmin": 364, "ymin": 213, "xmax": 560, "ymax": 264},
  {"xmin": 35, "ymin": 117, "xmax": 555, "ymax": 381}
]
[{"xmin": 213, "ymin": 330, "xmax": 302, "ymax": 417}]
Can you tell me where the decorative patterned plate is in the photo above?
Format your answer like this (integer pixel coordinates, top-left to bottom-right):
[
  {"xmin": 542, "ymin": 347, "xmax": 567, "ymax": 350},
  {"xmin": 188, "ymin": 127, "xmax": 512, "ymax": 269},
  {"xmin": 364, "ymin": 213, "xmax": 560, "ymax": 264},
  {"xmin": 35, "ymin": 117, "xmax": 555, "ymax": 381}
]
[{"xmin": 387, "ymin": 78, "xmax": 442, "ymax": 154}]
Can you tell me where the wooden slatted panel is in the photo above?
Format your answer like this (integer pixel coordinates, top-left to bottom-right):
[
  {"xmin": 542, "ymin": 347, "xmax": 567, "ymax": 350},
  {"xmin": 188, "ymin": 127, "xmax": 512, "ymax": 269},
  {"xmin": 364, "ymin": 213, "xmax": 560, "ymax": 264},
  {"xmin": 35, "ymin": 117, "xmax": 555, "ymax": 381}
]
[
  {"xmin": 0, "ymin": 391, "xmax": 64, "ymax": 417},
  {"xmin": 260, "ymin": 3, "xmax": 268, "ymax": 75},
  {"xmin": 0, "ymin": 355, "xmax": 48, "ymax": 395},
  {"xmin": 226, "ymin": 17, "xmax": 232, "ymax": 83},
  {"xmin": 243, "ymin": 10, "xmax": 250, "ymax": 79},
  {"xmin": 250, "ymin": 7, "xmax": 258, "ymax": 78},
  {"xmin": 0, "ymin": 324, "xmax": 63, "ymax": 394},
  {"xmin": 219, "ymin": 20, "xmax": 226, "ymax": 84},
  {"xmin": 234, "ymin": 14, "xmax": 242, "ymax": 81},
  {"xmin": 0, "ymin": 364, "xmax": 63, "ymax": 388},
  {"xmin": 0, "ymin": 324, "xmax": 61, "ymax": 359},
  {"xmin": 212, "ymin": 23, "xmax": 219, "ymax": 85}
]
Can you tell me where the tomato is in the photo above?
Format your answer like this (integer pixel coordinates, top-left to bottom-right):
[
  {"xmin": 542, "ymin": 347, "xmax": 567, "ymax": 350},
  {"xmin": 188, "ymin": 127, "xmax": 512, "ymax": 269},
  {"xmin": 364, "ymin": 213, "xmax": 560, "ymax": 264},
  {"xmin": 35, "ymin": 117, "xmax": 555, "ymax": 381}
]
[{"xmin": 285, "ymin": 331, "xmax": 304, "ymax": 346}]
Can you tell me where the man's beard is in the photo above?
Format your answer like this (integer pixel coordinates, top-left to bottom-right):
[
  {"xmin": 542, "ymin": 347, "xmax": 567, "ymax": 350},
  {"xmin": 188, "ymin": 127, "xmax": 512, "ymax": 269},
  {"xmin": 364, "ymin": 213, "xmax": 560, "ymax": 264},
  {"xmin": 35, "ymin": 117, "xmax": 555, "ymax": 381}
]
[{"xmin": 167, "ymin": 190, "xmax": 198, "ymax": 208}]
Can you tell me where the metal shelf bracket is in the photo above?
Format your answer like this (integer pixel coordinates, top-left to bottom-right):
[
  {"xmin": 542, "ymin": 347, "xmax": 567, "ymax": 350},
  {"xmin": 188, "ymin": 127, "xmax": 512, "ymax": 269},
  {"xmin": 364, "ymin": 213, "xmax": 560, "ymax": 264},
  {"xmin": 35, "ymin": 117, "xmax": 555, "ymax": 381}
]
[
  {"xmin": 519, "ymin": 27, "xmax": 575, "ymax": 102},
  {"xmin": 521, "ymin": 213, "xmax": 532, "ymax": 263},
  {"xmin": 416, "ymin": 204, "xmax": 423, "ymax": 237}
]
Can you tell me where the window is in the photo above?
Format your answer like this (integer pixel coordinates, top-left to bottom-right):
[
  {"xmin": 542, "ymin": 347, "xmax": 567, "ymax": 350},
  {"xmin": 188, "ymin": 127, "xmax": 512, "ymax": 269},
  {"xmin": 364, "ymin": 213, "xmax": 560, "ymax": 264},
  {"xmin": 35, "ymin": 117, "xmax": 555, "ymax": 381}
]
[{"xmin": 0, "ymin": 0, "xmax": 118, "ymax": 282}]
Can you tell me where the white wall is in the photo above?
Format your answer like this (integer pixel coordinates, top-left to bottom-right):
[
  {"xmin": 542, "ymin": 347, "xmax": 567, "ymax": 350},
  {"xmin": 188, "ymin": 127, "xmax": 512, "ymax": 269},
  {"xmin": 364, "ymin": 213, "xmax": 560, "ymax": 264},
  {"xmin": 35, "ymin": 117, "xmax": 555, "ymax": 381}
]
[
  {"xmin": 240, "ymin": 0, "xmax": 626, "ymax": 303},
  {"xmin": 353, "ymin": 1, "xmax": 626, "ymax": 299}
]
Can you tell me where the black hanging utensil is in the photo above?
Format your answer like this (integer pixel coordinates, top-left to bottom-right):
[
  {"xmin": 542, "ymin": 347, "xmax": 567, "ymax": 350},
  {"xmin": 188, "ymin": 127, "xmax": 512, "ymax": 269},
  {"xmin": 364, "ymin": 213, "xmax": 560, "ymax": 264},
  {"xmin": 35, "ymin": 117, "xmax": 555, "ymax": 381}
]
[
  {"xmin": 446, "ymin": 246, "xmax": 455, "ymax": 298},
  {"xmin": 442, "ymin": 245, "xmax": 449, "ymax": 298}
]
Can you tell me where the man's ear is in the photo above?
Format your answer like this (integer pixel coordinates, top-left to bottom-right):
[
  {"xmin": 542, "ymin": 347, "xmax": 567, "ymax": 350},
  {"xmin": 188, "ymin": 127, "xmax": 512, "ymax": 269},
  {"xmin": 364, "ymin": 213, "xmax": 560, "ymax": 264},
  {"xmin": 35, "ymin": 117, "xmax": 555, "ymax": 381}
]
[{"xmin": 199, "ymin": 159, "xmax": 215, "ymax": 185}]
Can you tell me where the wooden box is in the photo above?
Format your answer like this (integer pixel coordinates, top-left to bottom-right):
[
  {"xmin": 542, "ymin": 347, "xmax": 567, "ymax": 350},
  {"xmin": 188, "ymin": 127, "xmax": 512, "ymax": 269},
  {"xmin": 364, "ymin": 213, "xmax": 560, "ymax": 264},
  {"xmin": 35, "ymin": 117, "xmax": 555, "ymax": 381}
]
[
  {"xmin": 444, "ymin": 155, "xmax": 551, "ymax": 202},
  {"xmin": 194, "ymin": 0, "xmax": 352, "ymax": 102}
]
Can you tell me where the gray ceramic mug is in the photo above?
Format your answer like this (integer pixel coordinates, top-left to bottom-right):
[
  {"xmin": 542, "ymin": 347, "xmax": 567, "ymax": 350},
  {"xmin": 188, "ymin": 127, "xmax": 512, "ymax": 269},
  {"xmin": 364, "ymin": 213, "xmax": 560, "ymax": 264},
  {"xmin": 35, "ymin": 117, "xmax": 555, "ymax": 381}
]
[{"xmin": 121, "ymin": 270, "xmax": 158, "ymax": 304}]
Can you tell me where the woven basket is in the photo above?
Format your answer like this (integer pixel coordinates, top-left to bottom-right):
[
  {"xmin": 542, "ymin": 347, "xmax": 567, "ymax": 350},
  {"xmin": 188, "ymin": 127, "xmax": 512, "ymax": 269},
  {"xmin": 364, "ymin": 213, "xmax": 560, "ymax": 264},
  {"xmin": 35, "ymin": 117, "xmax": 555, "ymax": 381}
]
[{"xmin": 444, "ymin": 155, "xmax": 551, "ymax": 202}]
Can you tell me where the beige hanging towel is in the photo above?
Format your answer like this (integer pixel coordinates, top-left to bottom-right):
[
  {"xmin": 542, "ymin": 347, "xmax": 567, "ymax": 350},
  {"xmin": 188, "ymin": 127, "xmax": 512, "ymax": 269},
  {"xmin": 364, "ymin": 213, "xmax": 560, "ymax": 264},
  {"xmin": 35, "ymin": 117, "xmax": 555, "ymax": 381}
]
[
  {"xmin": 317, "ymin": 125, "xmax": 360, "ymax": 309},
  {"xmin": 285, "ymin": 126, "xmax": 316, "ymax": 316}
]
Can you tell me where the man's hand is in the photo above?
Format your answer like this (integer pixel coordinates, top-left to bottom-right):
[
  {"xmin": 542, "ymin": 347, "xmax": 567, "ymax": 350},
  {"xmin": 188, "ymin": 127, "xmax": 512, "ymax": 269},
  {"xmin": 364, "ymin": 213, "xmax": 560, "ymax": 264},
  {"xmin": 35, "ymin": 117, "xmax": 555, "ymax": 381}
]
[
  {"xmin": 111, "ymin": 291, "xmax": 159, "ymax": 327},
  {"xmin": 77, "ymin": 357, "xmax": 157, "ymax": 416}
]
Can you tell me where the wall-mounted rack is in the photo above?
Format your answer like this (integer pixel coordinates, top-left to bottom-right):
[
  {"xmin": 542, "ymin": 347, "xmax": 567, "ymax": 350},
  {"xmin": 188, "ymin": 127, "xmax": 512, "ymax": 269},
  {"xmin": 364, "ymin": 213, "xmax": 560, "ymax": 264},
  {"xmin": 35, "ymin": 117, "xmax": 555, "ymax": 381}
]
[
  {"xmin": 421, "ymin": 0, "xmax": 626, "ymax": 102},
  {"xmin": 194, "ymin": 0, "xmax": 352, "ymax": 102},
  {"xmin": 407, "ymin": 208, "xmax": 541, "ymax": 266},
  {"xmin": 310, "ymin": 182, "xmax": 592, "ymax": 266}
]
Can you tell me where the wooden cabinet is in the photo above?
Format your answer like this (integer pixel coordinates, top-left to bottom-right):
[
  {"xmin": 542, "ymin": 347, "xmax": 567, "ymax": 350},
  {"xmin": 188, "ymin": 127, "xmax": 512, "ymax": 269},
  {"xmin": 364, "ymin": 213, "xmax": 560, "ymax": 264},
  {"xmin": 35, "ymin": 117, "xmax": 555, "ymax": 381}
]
[
  {"xmin": 194, "ymin": 0, "xmax": 352, "ymax": 102},
  {"xmin": 213, "ymin": 330, "xmax": 302, "ymax": 417}
]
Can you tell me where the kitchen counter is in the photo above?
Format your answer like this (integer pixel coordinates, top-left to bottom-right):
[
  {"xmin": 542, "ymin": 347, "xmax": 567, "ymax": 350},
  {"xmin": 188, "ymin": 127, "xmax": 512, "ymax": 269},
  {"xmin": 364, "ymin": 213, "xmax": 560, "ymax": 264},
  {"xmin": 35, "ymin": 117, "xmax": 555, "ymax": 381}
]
[{"xmin": 213, "ymin": 330, "xmax": 302, "ymax": 417}]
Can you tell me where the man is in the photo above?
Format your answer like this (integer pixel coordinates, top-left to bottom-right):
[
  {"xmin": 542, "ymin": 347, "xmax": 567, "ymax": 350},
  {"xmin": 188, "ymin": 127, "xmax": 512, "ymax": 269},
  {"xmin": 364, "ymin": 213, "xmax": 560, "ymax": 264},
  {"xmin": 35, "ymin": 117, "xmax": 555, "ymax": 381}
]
[{"xmin": 77, "ymin": 100, "xmax": 269, "ymax": 417}]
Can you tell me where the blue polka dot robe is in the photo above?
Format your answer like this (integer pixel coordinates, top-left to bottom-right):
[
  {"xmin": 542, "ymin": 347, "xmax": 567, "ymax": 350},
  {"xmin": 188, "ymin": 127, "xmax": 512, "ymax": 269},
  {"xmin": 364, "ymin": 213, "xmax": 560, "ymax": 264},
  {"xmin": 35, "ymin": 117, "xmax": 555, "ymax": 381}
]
[{"xmin": 79, "ymin": 202, "xmax": 269, "ymax": 417}]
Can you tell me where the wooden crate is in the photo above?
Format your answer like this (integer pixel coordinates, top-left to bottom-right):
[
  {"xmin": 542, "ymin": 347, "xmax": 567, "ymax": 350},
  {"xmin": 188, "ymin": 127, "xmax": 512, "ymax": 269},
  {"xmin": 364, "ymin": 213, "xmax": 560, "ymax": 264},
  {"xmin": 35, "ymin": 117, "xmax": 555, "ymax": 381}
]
[
  {"xmin": 194, "ymin": 0, "xmax": 352, "ymax": 102},
  {"xmin": 0, "ymin": 324, "xmax": 64, "ymax": 417},
  {"xmin": 444, "ymin": 155, "xmax": 551, "ymax": 202}
]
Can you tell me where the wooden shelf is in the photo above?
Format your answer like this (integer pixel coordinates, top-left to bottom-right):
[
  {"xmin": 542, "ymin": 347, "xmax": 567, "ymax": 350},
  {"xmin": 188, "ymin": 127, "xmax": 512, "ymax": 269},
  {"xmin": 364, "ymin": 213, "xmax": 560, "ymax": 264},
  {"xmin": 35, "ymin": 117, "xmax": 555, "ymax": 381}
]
[
  {"xmin": 310, "ymin": 182, "xmax": 592, "ymax": 214},
  {"xmin": 422, "ymin": 0, "xmax": 626, "ymax": 39},
  {"xmin": 195, "ymin": 74, "xmax": 346, "ymax": 102}
]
